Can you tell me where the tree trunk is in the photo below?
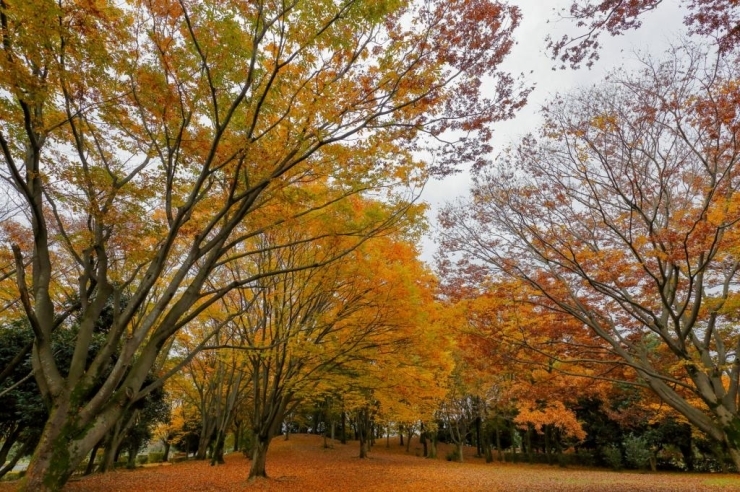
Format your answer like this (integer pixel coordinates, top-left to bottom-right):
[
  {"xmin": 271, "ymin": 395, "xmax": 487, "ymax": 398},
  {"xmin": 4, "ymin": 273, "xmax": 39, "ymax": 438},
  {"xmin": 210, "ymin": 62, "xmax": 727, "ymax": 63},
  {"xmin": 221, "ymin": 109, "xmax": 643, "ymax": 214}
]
[
  {"xmin": 475, "ymin": 416, "xmax": 482, "ymax": 457},
  {"xmin": 399, "ymin": 425, "xmax": 404, "ymax": 446},
  {"xmin": 357, "ymin": 408, "xmax": 371, "ymax": 459},
  {"xmin": 99, "ymin": 408, "xmax": 139, "ymax": 474},
  {"xmin": 428, "ymin": 435, "xmax": 437, "ymax": 459},
  {"xmin": 233, "ymin": 421, "xmax": 241, "ymax": 452},
  {"xmin": 713, "ymin": 445, "xmax": 729, "ymax": 473},
  {"xmin": 340, "ymin": 412, "xmax": 347, "ymax": 444},
  {"xmin": 99, "ymin": 437, "xmax": 116, "ymax": 474},
  {"xmin": 249, "ymin": 436, "xmax": 270, "ymax": 480},
  {"xmin": 482, "ymin": 431, "xmax": 493, "ymax": 463},
  {"xmin": 420, "ymin": 430, "xmax": 428, "ymax": 457},
  {"xmin": 196, "ymin": 424, "xmax": 213, "ymax": 460},
  {"xmin": 0, "ymin": 424, "xmax": 21, "ymax": 467},
  {"xmin": 0, "ymin": 440, "xmax": 33, "ymax": 479},
  {"xmin": 555, "ymin": 428, "xmax": 565, "ymax": 467},
  {"xmin": 406, "ymin": 426, "xmax": 412, "ymax": 453},
  {"xmin": 84, "ymin": 442, "xmax": 101, "ymax": 476},
  {"xmin": 496, "ymin": 426, "xmax": 504, "ymax": 462},
  {"xmin": 19, "ymin": 397, "xmax": 93, "ymax": 492},
  {"xmin": 163, "ymin": 441, "xmax": 171, "ymax": 462},
  {"xmin": 678, "ymin": 423, "xmax": 693, "ymax": 471},
  {"xmin": 727, "ymin": 447, "xmax": 740, "ymax": 473},
  {"xmin": 455, "ymin": 442, "xmax": 463, "ymax": 463},
  {"xmin": 126, "ymin": 443, "xmax": 137, "ymax": 470},
  {"xmin": 210, "ymin": 431, "xmax": 225, "ymax": 466}
]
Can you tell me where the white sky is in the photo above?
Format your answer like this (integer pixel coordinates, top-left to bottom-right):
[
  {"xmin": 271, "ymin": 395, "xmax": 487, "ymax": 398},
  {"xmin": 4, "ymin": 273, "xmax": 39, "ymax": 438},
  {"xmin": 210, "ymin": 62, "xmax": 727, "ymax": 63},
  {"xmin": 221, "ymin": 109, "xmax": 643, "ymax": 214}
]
[{"xmin": 420, "ymin": 0, "xmax": 688, "ymax": 264}]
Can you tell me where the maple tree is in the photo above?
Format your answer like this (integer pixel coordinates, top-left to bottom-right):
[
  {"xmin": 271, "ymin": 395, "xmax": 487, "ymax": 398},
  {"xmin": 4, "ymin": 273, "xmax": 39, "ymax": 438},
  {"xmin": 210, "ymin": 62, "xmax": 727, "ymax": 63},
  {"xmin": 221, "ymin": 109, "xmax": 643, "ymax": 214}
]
[
  {"xmin": 227, "ymin": 229, "xmax": 442, "ymax": 477},
  {"xmin": 171, "ymin": 325, "xmax": 250, "ymax": 464},
  {"xmin": 330, "ymin": 239, "xmax": 450, "ymax": 461},
  {"xmin": 347, "ymin": 329, "xmax": 451, "ymax": 460},
  {"xmin": 437, "ymin": 269, "xmax": 629, "ymax": 464},
  {"xmin": 439, "ymin": 45, "xmax": 740, "ymax": 469},
  {"xmin": 0, "ymin": 322, "xmax": 44, "ymax": 479},
  {"xmin": 549, "ymin": 0, "xmax": 740, "ymax": 68},
  {"xmin": 0, "ymin": 0, "xmax": 528, "ymax": 489},
  {"xmin": 150, "ymin": 398, "xmax": 188, "ymax": 463}
]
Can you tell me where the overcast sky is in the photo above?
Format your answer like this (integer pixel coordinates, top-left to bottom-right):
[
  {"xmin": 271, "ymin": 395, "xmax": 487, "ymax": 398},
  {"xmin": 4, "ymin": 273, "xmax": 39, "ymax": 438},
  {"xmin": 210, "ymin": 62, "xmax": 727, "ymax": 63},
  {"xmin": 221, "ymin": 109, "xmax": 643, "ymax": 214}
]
[{"xmin": 420, "ymin": 0, "xmax": 688, "ymax": 264}]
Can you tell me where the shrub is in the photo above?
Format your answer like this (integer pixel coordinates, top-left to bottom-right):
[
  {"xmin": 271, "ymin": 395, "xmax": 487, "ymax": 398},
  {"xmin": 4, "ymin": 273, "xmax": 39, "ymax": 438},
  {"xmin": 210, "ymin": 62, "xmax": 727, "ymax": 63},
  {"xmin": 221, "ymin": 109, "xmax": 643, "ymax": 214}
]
[
  {"xmin": 571, "ymin": 450, "xmax": 596, "ymax": 467},
  {"xmin": 1, "ymin": 471, "xmax": 25, "ymax": 482},
  {"xmin": 624, "ymin": 434, "xmax": 652, "ymax": 470},
  {"xmin": 148, "ymin": 452, "xmax": 165, "ymax": 463},
  {"xmin": 137, "ymin": 454, "xmax": 149, "ymax": 465},
  {"xmin": 602, "ymin": 445, "xmax": 623, "ymax": 470}
]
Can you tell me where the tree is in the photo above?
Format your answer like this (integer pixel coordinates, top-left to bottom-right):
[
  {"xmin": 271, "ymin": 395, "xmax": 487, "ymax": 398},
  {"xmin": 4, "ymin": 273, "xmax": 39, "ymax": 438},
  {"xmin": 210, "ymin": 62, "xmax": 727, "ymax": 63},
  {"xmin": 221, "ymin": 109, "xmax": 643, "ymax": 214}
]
[
  {"xmin": 327, "ymin": 239, "xmax": 451, "ymax": 460},
  {"xmin": 438, "ymin": 392, "xmax": 474, "ymax": 462},
  {"xmin": 439, "ymin": 275, "xmax": 613, "ymax": 463},
  {"xmin": 439, "ymin": 46, "xmax": 740, "ymax": 469},
  {"xmin": 232, "ymin": 228, "xmax": 441, "ymax": 478},
  {"xmin": 0, "ymin": 321, "xmax": 45, "ymax": 479},
  {"xmin": 548, "ymin": 0, "xmax": 740, "ymax": 68},
  {"xmin": 171, "ymin": 323, "xmax": 250, "ymax": 464},
  {"xmin": 0, "ymin": 0, "xmax": 526, "ymax": 489}
]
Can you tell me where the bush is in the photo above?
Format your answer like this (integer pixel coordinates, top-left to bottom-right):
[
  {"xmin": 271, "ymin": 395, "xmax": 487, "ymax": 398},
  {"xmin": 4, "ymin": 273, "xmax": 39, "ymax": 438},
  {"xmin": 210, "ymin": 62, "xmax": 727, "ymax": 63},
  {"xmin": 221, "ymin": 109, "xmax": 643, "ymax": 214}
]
[
  {"xmin": 571, "ymin": 450, "xmax": 596, "ymax": 467},
  {"xmin": 137, "ymin": 454, "xmax": 149, "ymax": 465},
  {"xmin": 602, "ymin": 445, "xmax": 623, "ymax": 470},
  {"xmin": 557, "ymin": 453, "xmax": 568, "ymax": 468},
  {"xmin": 445, "ymin": 449, "xmax": 461, "ymax": 462},
  {"xmin": 1, "ymin": 471, "xmax": 25, "ymax": 482},
  {"xmin": 148, "ymin": 452, "xmax": 165, "ymax": 463},
  {"xmin": 624, "ymin": 434, "xmax": 652, "ymax": 470}
]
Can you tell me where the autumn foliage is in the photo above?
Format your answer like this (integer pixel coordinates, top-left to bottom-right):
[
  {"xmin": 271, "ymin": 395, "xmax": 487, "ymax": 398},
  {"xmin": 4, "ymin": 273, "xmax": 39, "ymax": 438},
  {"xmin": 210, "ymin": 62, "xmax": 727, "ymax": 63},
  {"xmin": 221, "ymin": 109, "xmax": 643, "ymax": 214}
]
[{"xmin": 5, "ymin": 0, "xmax": 740, "ymax": 490}]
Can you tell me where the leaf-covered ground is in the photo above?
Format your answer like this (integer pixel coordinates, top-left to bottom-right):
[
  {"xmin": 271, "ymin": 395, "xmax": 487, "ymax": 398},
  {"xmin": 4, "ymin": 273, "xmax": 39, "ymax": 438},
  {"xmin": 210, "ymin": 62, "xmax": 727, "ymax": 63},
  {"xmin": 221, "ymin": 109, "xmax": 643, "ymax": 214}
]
[{"xmin": 3, "ymin": 435, "xmax": 740, "ymax": 491}]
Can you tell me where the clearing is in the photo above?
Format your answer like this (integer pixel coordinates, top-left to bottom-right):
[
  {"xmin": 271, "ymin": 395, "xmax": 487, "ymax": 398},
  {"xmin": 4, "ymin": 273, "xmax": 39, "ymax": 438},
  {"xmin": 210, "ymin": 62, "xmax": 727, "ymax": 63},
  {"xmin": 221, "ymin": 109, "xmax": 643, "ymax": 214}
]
[{"xmin": 2, "ymin": 435, "xmax": 739, "ymax": 491}]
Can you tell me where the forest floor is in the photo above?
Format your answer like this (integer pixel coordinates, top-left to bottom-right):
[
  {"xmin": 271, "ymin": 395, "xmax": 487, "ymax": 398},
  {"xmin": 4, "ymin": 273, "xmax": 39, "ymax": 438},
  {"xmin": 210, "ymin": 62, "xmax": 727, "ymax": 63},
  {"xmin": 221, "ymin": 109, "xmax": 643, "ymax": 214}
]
[{"xmin": 2, "ymin": 434, "xmax": 740, "ymax": 491}]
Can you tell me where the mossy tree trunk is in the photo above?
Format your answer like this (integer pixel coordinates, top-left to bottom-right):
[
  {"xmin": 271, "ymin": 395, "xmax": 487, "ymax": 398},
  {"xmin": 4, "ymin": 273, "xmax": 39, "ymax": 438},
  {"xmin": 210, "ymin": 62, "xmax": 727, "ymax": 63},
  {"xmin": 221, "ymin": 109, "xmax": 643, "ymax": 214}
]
[{"xmin": 21, "ymin": 394, "xmax": 117, "ymax": 492}]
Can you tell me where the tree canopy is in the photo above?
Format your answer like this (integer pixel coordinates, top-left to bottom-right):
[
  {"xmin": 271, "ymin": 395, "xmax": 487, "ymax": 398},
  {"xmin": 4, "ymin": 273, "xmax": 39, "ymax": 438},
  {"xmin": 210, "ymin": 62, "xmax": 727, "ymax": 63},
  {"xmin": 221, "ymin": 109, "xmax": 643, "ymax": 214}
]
[{"xmin": 3, "ymin": 0, "xmax": 740, "ymax": 490}]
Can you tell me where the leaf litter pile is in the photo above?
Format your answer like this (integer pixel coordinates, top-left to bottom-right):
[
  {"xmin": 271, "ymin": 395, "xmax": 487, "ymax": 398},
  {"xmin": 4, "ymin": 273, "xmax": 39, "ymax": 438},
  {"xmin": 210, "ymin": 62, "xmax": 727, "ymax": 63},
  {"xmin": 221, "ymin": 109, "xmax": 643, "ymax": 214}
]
[{"xmin": 4, "ymin": 435, "xmax": 739, "ymax": 491}]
